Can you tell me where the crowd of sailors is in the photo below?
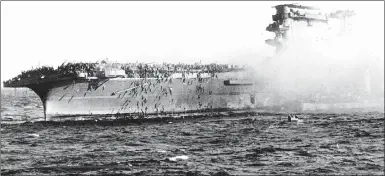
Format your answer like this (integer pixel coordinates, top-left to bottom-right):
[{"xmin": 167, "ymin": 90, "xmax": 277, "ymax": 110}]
[
  {"xmin": 4, "ymin": 62, "xmax": 99, "ymax": 85},
  {"xmin": 120, "ymin": 62, "xmax": 240, "ymax": 78},
  {"xmin": 4, "ymin": 61, "xmax": 243, "ymax": 85}
]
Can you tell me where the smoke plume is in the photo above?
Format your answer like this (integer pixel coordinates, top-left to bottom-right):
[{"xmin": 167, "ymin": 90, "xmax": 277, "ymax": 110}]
[{"xmin": 249, "ymin": 10, "xmax": 384, "ymax": 110}]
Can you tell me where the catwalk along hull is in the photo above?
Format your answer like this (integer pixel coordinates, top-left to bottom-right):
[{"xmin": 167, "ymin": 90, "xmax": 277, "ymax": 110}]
[{"xmin": 11, "ymin": 71, "xmax": 265, "ymax": 121}]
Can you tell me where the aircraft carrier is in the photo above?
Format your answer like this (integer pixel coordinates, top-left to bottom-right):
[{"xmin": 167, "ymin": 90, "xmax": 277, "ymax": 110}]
[{"xmin": 3, "ymin": 4, "xmax": 383, "ymax": 121}]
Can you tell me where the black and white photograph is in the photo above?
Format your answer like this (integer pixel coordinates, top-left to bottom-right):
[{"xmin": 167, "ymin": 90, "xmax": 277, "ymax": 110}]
[{"xmin": 1, "ymin": 1, "xmax": 384, "ymax": 175}]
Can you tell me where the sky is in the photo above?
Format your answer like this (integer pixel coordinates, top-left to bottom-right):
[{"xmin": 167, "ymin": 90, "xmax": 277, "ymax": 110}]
[{"xmin": 1, "ymin": 1, "xmax": 384, "ymax": 82}]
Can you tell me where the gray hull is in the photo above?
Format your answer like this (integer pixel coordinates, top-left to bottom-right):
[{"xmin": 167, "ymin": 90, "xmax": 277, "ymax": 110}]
[
  {"xmin": 43, "ymin": 72, "xmax": 261, "ymax": 121},
  {"xmin": 5, "ymin": 70, "xmax": 382, "ymax": 121}
]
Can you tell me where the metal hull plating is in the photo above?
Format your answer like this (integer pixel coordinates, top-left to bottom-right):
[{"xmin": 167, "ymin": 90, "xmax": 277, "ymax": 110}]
[{"xmin": 44, "ymin": 72, "xmax": 260, "ymax": 120}]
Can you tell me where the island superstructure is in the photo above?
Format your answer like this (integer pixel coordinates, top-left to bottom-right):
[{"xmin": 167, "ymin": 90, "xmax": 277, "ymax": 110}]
[
  {"xmin": 265, "ymin": 3, "xmax": 355, "ymax": 52},
  {"xmin": 263, "ymin": 3, "xmax": 382, "ymax": 112}
]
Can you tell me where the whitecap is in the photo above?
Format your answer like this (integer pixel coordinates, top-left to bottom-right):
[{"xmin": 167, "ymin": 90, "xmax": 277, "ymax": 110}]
[
  {"xmin": 26, "ymin": 133, "xmax": 40, "ymax": 138},
  {"xmin": 168, "ymin": 155, "xmax": 189, "ymax": 161}
]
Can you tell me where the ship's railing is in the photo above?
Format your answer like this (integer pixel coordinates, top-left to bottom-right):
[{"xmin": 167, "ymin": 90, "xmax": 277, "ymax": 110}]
[{"xmin": 170, "ymin": 72, "xmax": 212, "ymax": 79}]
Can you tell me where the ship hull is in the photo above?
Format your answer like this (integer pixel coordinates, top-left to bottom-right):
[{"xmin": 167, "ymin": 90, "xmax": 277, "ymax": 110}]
[
  {"xmin": 43, "ymin": 73, "xmax": 260, "ymax": 121},
  {"xmin": 5, "ymin": 71, "xmax": 382, "ymax": 121}
]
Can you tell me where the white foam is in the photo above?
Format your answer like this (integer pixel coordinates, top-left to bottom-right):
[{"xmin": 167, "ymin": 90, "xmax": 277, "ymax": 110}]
[
  {"xmin": 168, "ymin": 155, "xmax": 189, "ymax": 161},
  {"xmin": 26, "ymin": 133, "xmax": 40, "ymax": 138}
]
